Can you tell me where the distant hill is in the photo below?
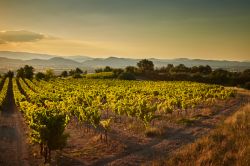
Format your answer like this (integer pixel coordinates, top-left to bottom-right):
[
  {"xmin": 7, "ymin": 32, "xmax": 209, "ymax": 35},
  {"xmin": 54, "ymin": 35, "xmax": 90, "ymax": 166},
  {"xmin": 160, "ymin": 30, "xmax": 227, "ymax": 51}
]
[
  {"xmin": 26, "ymin": 57, "xmax": 82, "ymax": 68},
  {"xmin": 0, "ymin": 57, "xmax": 82, "ymax": 73},
  {"xmin": 0, "ymin": 51, "xmax": 56, "ymax": 60},
  {"xmin": 0, "ymin": 51, "xmax": 249, "ymax": 73},
  {"xmin": 64, "ymin": 55, "xmax": 93, "ymax": 62},
  {"xmin": 82, "ymin": 57, "xmax": 138, "ymax": 68}
]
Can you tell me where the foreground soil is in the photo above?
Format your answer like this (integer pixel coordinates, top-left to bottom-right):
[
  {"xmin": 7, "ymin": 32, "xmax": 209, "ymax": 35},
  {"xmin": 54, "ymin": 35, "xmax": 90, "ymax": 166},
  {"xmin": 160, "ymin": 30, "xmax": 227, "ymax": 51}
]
[
  {"xmin": 0, "ymin": 79, "xmax": 29, "ymax": 166},
  {"xmin": 0, "ymin": 86, "xmax": 249, "ymax": 166}
]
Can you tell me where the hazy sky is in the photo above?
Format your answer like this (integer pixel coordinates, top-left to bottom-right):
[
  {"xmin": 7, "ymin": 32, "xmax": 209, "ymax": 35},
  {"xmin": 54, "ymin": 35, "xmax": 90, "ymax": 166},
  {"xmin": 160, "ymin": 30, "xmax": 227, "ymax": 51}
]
[{"xmin": 0, "ymin": 0, "xmax": 250, "ymax": 60}]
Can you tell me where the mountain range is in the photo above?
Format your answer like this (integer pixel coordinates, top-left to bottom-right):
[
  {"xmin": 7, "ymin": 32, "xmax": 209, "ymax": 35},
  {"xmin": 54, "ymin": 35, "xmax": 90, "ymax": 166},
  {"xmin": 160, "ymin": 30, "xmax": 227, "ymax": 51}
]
[{"xmin": 0, "ymin": 51, "xmax": 249, "ymax": 73}]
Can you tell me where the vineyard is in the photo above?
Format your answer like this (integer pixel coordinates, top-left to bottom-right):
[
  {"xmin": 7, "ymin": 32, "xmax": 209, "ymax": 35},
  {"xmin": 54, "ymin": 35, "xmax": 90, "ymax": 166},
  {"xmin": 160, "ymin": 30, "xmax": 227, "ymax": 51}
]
[
  {"xmin": 0, "ymin": 77, "xmax": 244, "ymax": 165},
  {"xmin": 14, "ymin": 78, "xmax": 235, "ymax": 129}
]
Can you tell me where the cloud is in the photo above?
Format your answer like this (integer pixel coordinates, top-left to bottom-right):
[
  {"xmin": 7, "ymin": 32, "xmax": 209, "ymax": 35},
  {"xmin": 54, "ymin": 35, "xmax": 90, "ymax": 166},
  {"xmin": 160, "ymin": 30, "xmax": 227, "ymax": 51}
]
[{"xmin": 0, "ymin": 30, "xmax": 45, "ymax": 44}]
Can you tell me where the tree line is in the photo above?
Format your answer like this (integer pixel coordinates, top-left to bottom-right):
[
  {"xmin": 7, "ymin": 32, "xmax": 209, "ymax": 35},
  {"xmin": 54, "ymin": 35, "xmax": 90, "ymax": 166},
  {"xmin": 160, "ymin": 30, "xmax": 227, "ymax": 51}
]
[
  {"xmin": 1, "ymin": 59, "xmax": 249, "ymax": 89},
  {"xmin": 91, "ymin": 59, "xmax": 250, "ymax": 89}
]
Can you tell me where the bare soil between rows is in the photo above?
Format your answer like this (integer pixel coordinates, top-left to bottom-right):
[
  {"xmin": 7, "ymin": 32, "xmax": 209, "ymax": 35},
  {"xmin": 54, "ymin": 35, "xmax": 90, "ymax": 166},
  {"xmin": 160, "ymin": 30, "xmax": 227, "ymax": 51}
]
[{"xmin": 0, "ymin": 79, "xmax": 29, "ymax": 166}]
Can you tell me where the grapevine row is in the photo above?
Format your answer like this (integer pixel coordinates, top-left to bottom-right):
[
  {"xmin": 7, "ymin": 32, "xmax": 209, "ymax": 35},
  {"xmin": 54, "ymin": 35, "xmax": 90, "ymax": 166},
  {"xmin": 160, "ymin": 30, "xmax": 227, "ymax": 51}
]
[{"xmin": 0, "ymin": 78, "xmax": 9, "ymax": 111}]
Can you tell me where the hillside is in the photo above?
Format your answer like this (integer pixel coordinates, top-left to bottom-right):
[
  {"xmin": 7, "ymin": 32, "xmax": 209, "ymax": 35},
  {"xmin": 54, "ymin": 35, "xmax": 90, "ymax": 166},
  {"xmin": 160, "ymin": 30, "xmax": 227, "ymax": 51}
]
[
  {"xmin": 64, "ymin": 55, "xmax": 93, "ymax": 62},
  {"xmin": 0, "ymin": 51, "xmax": 55, "ymax": 60},
  {"xmin": 82, "ymin": 57, "xmax": 138, "ymax": 68}
]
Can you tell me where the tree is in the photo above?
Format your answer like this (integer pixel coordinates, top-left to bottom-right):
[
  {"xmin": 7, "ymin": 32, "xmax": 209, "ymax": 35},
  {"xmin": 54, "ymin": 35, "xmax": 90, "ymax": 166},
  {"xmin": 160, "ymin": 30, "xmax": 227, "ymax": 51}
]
[
  {"xmin": 35, "ymin": 72, "xmax": 46, "ymax": 80},
  {"xmin": 113, "ymin": 68, "xmax": 124, "ymax": 77},
  {"xmin": 16, "ymin": 65, "xmax": 34, "ymax": 79},
  {"xmin": 68, "ymin": 68, "xmax": 84, "ymax": 78},
  {"xmin": 244, "ymin": 82, "xmax": 250, "ymax": 90},
  {"xmin": 95, "ymin": 68, "xmax": 103, "ymax": 73},
  {"xmin": 137, "ymin": 59, "xmax": 154, "ymax": 73},
  {"xmin": 16, "ymin": 68, "xmax": 25, "ymax": 78},
  {"xmin": 190, "ymin": 65, "xmax": 212, "ymax": 74},
  {"xmin": 191, "ymin": 66, "xmax": 199, "ymax": 73},
  {"xmin": 5, "ymin": 70, "xmax": 14, "ymax": 78},
  {"xmin": 75, "ymin": 68, "xmax": 83, "ymax": 74},
  {"xmin": 118, "ymin": 72, "xmax": 136, "ymax": 80},
  {"xmin": 167, "ymin": 64, "xmax": 174, "ymax": 70},
  {"xmin": 103, "ymin": 66, "xmax": 112, "ymax": 72},
  {"xmin": 243, "ymin": 69, "xmax": 250, "ymax": 76},
  {"xmin": 73, "ymin": 73, "xmax": 82, "ymax": 78},
  {"xmin": 69, "ymin": 70, "xmax": 75, "ymax": 76},
  {"xmin": 61, "ymin": 71, "xmax": 68, "ymax": 77},
  {"xmin": 198, "ymin": 65, "xmax": 212, "ymax": 75},
  {"xmin": 125, "ymin": 66, "xmax": 137, "ymax": 73},
  {"xmin": 45, "ymin": 69, "xmax": 55, "ymax": 80},
  {"xmin": 211, "ymin": 69, "xmax": 229, "ymax": 84},
  {"xmin": 171, "ymin": 64, "xmax": 190, "ymax": 73},
  {"xmin": 155, "ymin": 64, "xmax": 174, "ymax": 74},
  {"xmin": 23, "ymin": 65, "xmax": 34, "ymax": 79}
]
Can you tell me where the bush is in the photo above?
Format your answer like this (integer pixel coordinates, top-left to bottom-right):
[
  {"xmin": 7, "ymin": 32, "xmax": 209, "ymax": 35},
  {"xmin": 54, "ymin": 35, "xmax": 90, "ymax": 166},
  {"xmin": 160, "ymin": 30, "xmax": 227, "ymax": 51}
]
[
  {"xmin": 72, "ymin": 73, "xmax": 82, "ymax": 78},
  {"xmin": 86, "ymin": 72, "xmax": 114, "ymax": 79},
  {"xmin": 45, "ymin": 69, "xmax": 55, "ymax": 80},
  {"xmin": 244, "ymin": 82, "xmax": 250, "ymax": 90},
  {"xmin": 35, "ymin": 72, "xmax": 46, "ymax": 80},
  {"xmin": 60, "ymin": 71, "xmax": 68, "ymax": 77},
  {"xmin": 118, "ymin": 72, "xmax": 136, "ymax": 80}
]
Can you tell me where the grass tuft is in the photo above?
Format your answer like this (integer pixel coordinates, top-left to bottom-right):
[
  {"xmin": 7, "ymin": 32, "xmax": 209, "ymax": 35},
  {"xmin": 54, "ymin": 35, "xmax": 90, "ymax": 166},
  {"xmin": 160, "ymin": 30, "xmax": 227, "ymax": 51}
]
[{"xmin": 145, "ymin": 127, "xmax": 164, "ymax": 137}]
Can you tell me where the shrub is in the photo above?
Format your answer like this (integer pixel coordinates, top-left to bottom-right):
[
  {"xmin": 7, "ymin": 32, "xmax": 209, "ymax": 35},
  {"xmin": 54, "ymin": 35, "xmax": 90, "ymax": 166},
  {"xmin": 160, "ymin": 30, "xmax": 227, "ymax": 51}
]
[
  {"xmin": 72, "ymin": 73, "xmax": 82, "ymax": 78},
  {"xmin": 118, "ymin": 72, "xmax": 136, "ymax": 80},
  {"xmin": 35, "ymin": 72, "xmax": 46, "ymax": 80}
]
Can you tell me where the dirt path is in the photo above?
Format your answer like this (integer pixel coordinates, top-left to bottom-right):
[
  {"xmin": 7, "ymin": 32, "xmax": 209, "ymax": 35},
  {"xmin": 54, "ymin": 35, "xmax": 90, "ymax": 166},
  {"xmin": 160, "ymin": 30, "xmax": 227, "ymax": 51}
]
[{"xmin": 0, "ymin": 78, "xmax": 29, "ymax": 166}]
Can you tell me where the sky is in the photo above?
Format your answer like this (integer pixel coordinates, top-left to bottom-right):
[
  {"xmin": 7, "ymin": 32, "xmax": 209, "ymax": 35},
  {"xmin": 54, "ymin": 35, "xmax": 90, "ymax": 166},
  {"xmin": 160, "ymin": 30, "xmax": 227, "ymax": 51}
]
[{"xmin": 0, "ymin": 0, "xmax": 250, "ymax": 60}]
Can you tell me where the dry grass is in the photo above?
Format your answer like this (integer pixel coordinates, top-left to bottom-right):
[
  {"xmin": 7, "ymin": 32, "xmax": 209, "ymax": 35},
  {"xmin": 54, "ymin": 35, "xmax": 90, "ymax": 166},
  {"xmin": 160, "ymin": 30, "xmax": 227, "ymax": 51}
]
[
  {"xmin": 145, "ymin": 126, "xmax": 164, "ymax": 137},
  {"xmin": 177, "ymin": 117, "xmax": 200, "ymax": 126},
  {"xmin": 200, "ymin": 108, "xmax": 215, "ymax": 116},
  {"xmin": 161, "ymin": 103, "xmax": 250, "ymax": 166}
]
